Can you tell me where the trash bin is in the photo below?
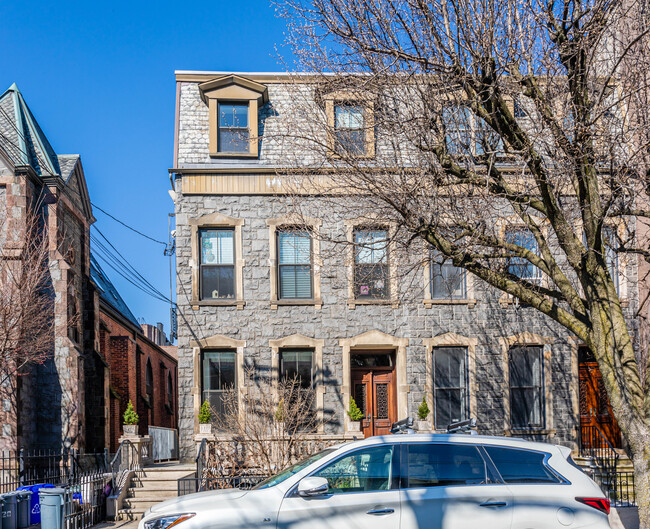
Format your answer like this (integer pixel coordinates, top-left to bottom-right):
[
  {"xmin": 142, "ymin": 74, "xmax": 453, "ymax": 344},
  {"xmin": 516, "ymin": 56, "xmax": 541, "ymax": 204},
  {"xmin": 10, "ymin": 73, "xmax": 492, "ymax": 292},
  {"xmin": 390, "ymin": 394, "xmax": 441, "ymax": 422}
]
[
  {"xmin": 18, "ymin": 484, "xmax": 54, "ymax": 525},
  {"xmin": 1, "ymin": 491, "xmax": 18, "ymax": 529},
  {"xmin": 38, "ymin": 488, "xmax": 65, "ymax": 529},
  {"xmin": 15, "ymin": 491, "xmax": 31, "ymax": 529}
]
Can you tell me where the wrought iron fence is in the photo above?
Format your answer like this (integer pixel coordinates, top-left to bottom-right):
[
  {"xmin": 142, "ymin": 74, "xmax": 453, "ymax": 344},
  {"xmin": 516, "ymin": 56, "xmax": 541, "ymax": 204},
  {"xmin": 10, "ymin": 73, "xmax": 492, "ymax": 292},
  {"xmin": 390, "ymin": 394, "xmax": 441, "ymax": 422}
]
[
  {"xmin": 578, "ymin": 425, "xmax": 619, "ymax": 475},
  {"xmin": 64, "ymin": 471, "xmax": 109, "ymax": 529},
  {"xmin": 177, "ymin": 475, "xmax": 268, "ymax": 496},
  {"xmin": 0, "ymin": 449, "xmax": 108, "ymax": 493},
  {"xmin": 589, "ymin": 470, "xmax": 637, "ymax": 507}
]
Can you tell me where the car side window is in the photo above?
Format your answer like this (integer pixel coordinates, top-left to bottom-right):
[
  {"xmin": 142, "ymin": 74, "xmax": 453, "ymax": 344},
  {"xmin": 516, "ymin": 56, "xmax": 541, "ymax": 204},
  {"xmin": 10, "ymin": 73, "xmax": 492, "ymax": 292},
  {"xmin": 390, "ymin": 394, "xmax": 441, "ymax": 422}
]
[
  {"xmin": 406, "ymin": 443, "xmax": 489, "ymax": 487},
  {"xmin": 313, "ymin": 445, "xmax": 394, "ymax": 493},
  {"xmin": 484, "ymin": 446, "xmax": 561, "ymax": 484}
]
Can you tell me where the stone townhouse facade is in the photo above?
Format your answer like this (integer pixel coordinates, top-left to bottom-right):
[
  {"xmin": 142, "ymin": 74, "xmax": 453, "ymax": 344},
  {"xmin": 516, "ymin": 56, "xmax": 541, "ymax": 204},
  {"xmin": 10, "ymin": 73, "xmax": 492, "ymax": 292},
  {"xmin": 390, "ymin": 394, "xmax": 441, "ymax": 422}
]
[{"xmin": 171, "ymin": 71, "xmax": 638, "ymax": 461}]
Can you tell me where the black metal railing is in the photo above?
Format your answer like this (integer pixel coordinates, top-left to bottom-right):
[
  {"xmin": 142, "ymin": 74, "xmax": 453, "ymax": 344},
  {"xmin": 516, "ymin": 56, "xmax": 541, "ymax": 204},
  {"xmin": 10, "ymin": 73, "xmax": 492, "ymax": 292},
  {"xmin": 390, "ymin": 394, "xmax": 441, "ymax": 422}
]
[
  {"xmin": 578, "ymin": 425, "xmax": 619, "ymax": 475},
  {"xmin": 0, "ymin": 448, "xmax": 108, "ymax": 494},
  {"xmin": 590, "ymin": 470, "xmax": 636, "ymax": 507},
  {"xmin": 177, "ymin": 475, "xmax": 268, "ymax": 496}
]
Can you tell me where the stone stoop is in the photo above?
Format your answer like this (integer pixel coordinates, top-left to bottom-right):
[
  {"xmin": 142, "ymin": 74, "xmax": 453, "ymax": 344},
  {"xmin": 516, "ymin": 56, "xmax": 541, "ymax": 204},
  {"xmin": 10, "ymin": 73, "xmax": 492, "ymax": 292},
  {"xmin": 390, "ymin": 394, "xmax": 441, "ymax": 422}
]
[{"xmin": 118, "ymin": 463, "xmax": 196, "ymax": 521}]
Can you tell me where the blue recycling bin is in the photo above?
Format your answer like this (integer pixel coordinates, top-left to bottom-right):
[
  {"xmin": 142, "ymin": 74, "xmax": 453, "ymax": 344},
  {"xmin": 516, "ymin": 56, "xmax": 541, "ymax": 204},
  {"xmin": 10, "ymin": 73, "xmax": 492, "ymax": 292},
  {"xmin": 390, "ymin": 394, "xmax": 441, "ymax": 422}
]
[
  {"xmin": 38, "ymin": 488, "xmax": 65, "ymax": 529},
  {"xmin": 1, "ymin": 491, "xmax": 18, "ymax": 529},
  {"xmin": 17, "ymin": 484, "xmax": 55, "ymax": 525},
  {"xmin": 14, "ymin": 491, "xmax": 31, "ymax": 529}
]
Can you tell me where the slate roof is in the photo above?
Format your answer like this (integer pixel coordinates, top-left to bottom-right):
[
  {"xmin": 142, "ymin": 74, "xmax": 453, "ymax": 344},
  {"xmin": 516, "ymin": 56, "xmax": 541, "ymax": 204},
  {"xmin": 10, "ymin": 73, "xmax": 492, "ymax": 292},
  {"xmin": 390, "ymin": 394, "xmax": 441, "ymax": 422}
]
[
  {"xmin": 90, "ymin": 253, "xmax": 140, "ymax": 328},
  {"xmin": 57, "ymin": 154, "xmax": 80, "ymax": 182},
  {"xmin": 0, "ymin": 83, "xmax": 60, "ymax": 176}
]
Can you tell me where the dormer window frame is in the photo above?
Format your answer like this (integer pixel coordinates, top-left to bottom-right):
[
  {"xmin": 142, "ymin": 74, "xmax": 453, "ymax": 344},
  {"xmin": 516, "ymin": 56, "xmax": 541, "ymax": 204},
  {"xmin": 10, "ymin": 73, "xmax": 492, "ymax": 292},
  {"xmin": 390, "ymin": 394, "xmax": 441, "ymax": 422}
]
[
  {"xmin": 324, "ymin": 90, "xmax": 376, "ymax": 160},
  {"xmin": 198, "ymin": 75, "xmax": 268, "ymax": 159}
]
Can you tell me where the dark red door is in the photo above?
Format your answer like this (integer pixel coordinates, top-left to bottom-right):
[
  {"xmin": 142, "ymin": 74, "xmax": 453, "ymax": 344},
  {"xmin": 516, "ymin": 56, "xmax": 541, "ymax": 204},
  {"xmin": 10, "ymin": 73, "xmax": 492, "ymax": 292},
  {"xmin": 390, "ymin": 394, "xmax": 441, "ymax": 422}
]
[
  {"xmin": 352, "ymin": 369, "xmax": 396, "ymax": 437},
  {"xmin": 579, "ymin": 348, "xmax": 621, "ymax": 448}
]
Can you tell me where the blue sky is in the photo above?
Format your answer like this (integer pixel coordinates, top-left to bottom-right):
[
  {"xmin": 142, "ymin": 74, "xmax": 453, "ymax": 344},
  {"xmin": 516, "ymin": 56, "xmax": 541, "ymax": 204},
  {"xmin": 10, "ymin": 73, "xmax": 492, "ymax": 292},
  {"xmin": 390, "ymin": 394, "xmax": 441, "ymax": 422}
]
[{"xmin": 1, "ymin": 0, "xmax": 292, "ymax": 339}]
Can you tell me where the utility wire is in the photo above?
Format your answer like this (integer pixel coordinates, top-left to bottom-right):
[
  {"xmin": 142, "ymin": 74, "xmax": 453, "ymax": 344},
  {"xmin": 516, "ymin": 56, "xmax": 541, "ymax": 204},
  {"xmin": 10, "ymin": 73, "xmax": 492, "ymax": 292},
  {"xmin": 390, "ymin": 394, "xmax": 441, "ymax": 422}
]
[{"xmin": 91, "ymin": 202, "xmax": 168, "ymax": 246}]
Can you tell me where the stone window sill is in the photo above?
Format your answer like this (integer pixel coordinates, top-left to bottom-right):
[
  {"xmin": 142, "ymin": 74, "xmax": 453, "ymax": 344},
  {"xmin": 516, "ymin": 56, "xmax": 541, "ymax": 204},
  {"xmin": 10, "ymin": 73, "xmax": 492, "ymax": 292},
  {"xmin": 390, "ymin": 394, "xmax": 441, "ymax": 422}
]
[
  {"xmin": 209, "ymin": 152, "xmax": 258, "ymax": 159},
  {"xmin": 423, "ymin": 299, "xmax": 477, "ymax": 308},
  {"xmin": 192, "ymin": 300, "xmax": 246, "ymax": 310},
  {"xmin": 271, "ymin": 299, "xmax": 322, "ymax": 309},
  {"xmin": 347, "ymin": 299, "xmax": 399, "ymax": 309}
]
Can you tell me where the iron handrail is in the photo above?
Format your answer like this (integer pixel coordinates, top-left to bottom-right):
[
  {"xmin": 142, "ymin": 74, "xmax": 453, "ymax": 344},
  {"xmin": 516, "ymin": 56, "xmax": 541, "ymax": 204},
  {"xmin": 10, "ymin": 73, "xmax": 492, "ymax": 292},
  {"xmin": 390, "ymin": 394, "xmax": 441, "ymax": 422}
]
[
  {"xmin": 579, "ymin": 424, "xmax": 619, "ymax": 474},
  {"xmin": 109, "ymin": 439, "xmax": 139, "ymax": 494},
  {"xmin": 196, "ymin": 438, "xmax": 208, "ymax": 492}
]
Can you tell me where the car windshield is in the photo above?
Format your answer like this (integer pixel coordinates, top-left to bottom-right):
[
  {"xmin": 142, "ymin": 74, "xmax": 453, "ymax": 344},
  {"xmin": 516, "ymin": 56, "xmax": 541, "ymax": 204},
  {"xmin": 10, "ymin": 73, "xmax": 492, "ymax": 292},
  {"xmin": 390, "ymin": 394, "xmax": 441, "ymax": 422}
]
[{"xmin": 253, "ymin": 448, "xmax": 337, "ymax": 489}]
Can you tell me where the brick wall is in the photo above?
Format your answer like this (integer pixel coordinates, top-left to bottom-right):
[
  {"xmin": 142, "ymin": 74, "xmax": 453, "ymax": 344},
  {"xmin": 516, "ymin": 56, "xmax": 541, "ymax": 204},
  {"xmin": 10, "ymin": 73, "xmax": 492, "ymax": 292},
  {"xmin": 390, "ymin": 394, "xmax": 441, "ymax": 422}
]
[{"xmin": 99, "ymin": 309, "xmax": 178, "ymax": 452}]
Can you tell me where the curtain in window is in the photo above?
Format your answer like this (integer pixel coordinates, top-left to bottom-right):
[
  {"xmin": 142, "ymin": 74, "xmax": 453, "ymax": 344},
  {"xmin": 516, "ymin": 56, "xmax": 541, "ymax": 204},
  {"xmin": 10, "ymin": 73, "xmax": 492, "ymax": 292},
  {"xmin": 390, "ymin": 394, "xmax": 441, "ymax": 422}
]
[
  {"xmin": 278, "ymin": 230, "xmax": 312, "ymax": 299},
  {"xmin": 200, "ymin": 229, "xmax": 235, "ymax": 299},
  {"xmin": 433, "ymin": 347, "xmax": 468, "ymax": 429},
  {"xmin": 354, "ymin": 229, "xmax": 389, "ymax": 298},
  {"xmin": 509, "ymin": 346, "xmax": 543, "ymax": 428}
]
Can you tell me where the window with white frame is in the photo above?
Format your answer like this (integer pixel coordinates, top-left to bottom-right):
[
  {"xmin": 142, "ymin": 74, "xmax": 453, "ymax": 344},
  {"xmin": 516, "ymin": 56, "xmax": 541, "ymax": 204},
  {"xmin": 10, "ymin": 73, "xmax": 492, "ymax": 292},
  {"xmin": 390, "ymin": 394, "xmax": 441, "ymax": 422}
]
[
  {"xmin": 509, "ymin": 345, "xmax": 544, "ymax": 428},
  {"xmin": 200, "ymin": 228, "xmax": 235, "ymax": 300},
  {"xmin": 277, "ymin": 229, "xmax": 313, "ymax": 299},
  {"xmin": 202, "ymin": 350, "xmax": 237, "ymax": 419},
  {"xmin": 430, "ymin": 249, "xmax": 466, "ymax": 299},
  {"xmin": 334, "ymin": 104, "xmax": 365, "ymax": 155},
  {"xmin": 505, "ymin": 228, "xmax": 541, "ymax": 282},
  {"xmin": 443, "ymin": 105, "xmax": 503, "ymax": 156},
  {"xmin": 432, "ymin": 347, "xmax": 469, "ymax": 429},
  {"xmin": 354, "ymin": 228, "xmax": 389, "ymax": 299}
]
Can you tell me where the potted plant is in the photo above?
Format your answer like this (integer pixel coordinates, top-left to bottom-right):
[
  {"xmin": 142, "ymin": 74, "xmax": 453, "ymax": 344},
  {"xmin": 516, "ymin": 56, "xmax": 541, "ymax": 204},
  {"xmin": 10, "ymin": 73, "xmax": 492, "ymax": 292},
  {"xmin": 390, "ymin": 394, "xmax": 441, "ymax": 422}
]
[
  {"xmin": 198, "ymin": 400, "xmax": 212, "ymax": 434},
  {"xmin": 416, "ymin": 396, "xmax": 431, "ymax": 431},
  {"xmin": 123, "ymin": 400, "xmax": 139, "ymax": 436},
  {"xmin": 347, "ymin": 397, "xmax": 364, "ymax": 432}
]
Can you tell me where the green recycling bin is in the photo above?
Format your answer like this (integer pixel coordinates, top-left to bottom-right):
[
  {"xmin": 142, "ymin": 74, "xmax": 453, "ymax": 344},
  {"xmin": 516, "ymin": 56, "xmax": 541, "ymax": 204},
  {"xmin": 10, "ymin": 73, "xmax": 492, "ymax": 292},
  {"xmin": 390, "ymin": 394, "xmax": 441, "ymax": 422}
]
[
  {"xmin": 39, "ymin": 488, "xmax": 65, "ymax": 529},
  {"xmin": 15, "ymin": 491, "xmax": 31, "ymax": 529},
  {"xmin": 1, "ymin": 492, "xmax": 18, "ymax": 529}
]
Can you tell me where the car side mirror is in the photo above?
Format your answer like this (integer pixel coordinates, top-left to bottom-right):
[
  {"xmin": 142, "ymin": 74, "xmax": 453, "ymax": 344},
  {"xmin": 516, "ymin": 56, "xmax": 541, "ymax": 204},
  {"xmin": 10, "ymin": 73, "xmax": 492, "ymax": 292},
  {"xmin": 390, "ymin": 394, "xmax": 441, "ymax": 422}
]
[{"xmin": 297, "ymin": 477, "xmax": 329, "ymax": 497}]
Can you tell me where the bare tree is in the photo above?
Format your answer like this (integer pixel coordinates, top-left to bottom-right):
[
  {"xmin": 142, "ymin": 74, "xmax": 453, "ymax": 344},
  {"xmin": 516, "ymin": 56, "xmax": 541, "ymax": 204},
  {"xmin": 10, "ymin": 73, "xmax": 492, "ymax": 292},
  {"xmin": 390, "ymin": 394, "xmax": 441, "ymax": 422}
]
[
  {"xmin": 0, "ymin": 206, "xmax": 55, "ymax": 435},
  {"xmin": 273, "ymin": 0, "xmax": 650, "ymax": 521},
  {"xmin": 212, "ymin": 367, "xmax": 326, "ymax": 477}
]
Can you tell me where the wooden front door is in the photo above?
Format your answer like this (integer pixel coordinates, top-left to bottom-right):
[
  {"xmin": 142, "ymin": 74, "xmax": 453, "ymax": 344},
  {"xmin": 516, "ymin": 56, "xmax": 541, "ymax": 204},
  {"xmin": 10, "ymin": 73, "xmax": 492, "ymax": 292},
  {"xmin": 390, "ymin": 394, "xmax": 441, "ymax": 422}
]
[
  {"xmin": 579, "ymin": 347, "xmax": 621, "ymax": 448},
  {"xmin": 352, "ymin": 368, "xmax": 397, "ymax": 437}
]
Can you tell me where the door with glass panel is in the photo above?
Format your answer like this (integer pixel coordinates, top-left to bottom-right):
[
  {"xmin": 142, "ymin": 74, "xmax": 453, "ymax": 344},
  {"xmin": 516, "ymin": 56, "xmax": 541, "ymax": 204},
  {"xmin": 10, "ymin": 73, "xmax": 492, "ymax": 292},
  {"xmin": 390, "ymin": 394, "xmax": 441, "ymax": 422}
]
[
  {"xmin": 278, "ymin": 445, "xmax": 400, "ymax": 529},
  {"xmin": 351, "ymin": 352, "xmax": 397, "ymax": 437},
  {"xmin": 400, "ymin": 443, "xmax": 513, "ymax": 529},
  {"xmin": 202, "ymin": 350, "xmax": 237, "ymax": 419}
]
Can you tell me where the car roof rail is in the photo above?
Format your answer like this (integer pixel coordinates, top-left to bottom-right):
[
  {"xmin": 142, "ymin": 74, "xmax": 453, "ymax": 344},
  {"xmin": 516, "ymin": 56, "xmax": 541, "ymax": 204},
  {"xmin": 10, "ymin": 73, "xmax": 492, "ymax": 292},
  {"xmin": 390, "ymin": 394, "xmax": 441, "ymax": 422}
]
[
  {"xmin": 390, "ymin": 417, "xmax": 415, "ymax": 434},
  {"xmin": 446, "ymin": 418, "xmax": 478, "ymax": 434}
]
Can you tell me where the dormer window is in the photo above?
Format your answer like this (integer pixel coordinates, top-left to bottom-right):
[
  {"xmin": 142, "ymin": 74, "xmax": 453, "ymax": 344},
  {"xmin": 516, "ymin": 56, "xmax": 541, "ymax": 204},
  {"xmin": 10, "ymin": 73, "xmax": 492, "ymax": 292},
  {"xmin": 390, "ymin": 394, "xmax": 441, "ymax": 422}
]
[
  {"xmin": 198, "ymin": 74, "xmax": 268, "ymax": 158},
  {"xmin": 219, "ymin": 103, "xmax": 249, "ymax": 153},
  {"xmin": 334, "ymin": 104, "xmax": 365, "ymax": 155}
]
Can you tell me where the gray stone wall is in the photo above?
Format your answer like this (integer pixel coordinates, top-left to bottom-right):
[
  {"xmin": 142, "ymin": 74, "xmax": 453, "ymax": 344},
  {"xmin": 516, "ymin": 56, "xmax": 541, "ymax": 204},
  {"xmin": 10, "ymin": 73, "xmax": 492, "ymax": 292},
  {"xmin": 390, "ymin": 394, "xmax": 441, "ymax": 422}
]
[{"xmin": 173, "ymin": 190, "xmax": 634, "ymax": 460}]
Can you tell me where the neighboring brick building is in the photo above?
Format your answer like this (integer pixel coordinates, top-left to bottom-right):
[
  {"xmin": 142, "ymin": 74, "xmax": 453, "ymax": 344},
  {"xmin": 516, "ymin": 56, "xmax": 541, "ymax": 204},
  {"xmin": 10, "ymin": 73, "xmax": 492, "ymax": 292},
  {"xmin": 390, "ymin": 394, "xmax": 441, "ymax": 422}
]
[
  {"xmin": 170, "ymin": 72, "xmax": 639, "ymax": 461},
  {"xmin": 90, "ymin": 256, "xmax": 178, "ymax": 452},
  {"xmin": 0, "ymin": 83, "xmax": 96, "ymax": 451}
]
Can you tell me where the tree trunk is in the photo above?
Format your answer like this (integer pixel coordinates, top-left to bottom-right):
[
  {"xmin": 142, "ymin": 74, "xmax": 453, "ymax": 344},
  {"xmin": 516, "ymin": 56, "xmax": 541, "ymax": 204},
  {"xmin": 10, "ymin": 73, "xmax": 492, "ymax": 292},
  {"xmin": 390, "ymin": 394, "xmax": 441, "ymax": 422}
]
[{"xmin": 629, "ymin": 428, "xmax": 650, "ymax": 529}]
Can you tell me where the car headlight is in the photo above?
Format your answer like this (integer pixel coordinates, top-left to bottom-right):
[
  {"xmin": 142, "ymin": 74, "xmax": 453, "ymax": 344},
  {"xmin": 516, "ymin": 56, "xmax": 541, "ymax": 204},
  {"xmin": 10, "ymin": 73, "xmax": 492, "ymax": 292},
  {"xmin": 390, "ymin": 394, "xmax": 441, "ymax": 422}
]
[{"xmin": 144, "ymin": 514, "xmax": 195, "ymax": 529}]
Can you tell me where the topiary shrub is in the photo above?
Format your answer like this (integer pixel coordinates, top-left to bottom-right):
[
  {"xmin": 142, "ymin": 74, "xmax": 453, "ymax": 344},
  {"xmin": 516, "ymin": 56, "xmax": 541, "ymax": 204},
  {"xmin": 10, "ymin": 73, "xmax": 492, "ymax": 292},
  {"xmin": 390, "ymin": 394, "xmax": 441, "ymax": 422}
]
[
  {"xmin": 123, "ymin": 400, "xmax": 139, "ymax": 425},
  {"xmin": 198, "ymin": 400, "xmax": 212, "ymax": 424},
  {"xmin": 347, "ymin": 397, "xmax": 364, "ymax": 421},
  {"xmin": 417, "ymin": 396, "xmax": 430, "ymax": 420}
]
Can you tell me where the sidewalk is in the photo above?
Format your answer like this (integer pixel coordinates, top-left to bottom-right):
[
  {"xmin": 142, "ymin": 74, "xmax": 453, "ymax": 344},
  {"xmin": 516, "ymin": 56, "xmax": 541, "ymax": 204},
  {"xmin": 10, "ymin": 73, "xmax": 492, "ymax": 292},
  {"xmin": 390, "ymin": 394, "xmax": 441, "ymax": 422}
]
[{"xmin": 92, "ymin": 520, "xmax": 139, "ymax": 529}]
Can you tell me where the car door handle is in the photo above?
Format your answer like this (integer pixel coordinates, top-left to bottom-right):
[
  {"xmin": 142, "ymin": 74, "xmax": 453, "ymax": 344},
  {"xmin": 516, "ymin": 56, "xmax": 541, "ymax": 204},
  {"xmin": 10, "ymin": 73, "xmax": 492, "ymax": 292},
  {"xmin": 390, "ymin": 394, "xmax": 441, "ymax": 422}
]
[
  {"xmin": 479, "ymin": 501, "xmax": 507, "ymax": 508},
  {"xmin": 366, "ymin": 508, "xmax": 395, "ymax": 515}
]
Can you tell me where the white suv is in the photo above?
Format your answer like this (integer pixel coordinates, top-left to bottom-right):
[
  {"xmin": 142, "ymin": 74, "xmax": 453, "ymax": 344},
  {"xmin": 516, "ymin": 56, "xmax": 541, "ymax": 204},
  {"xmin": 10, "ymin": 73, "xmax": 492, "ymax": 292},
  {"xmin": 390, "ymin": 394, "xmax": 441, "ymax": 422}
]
[{"xmin": 139, "ymin": 434, "xmax": 610, "ymax": 529}]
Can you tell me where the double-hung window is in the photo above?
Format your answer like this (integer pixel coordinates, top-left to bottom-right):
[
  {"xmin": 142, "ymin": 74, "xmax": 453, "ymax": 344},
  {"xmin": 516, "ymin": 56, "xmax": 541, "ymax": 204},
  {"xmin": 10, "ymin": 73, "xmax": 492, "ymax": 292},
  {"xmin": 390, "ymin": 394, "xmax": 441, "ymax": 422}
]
[
  {"xmin": 202, "ymin": 350, "xmax": 237, "ymax": 418},
  {"xmin": 354, "ymin": 228, "xmax": 389, "ymax": 299},
  {"xmin": 509, "ymin": 345, "xmax": 544, "ymax": 429},
  {"xmin": 430, "ymin": 250, "xmax": 466, "ymax": 299},
  {"xmin": 334, "ymin": 104, "xmax": 365, "ymax": 155},
  {"xmin": 278, "ymin": 229, "xmax": 312, "ymax": 299},
  {"xmin": 603, "ymin": 227, "xmax": 620, "ymax": 294},
  {"xmin": 280, "ymin": 350, "xmax": 315, "ymax": 429},
  {"xmin": 443, "ymin": 105, "xmax": 503, "ymax": 156},
  {"xmin": 505, "ymin": 228, "xmax": 541, "ymax": 282},
  {"xmin": 218, "ymin": 103, "xmax": 249, "ymax": 153},
  {"xmin": 432, "ymin": 347, "xmax": 469, "ymax": 429},
  {"xmin": 200, "ymin": 228, "xmax": 235, "ymax": 300}
]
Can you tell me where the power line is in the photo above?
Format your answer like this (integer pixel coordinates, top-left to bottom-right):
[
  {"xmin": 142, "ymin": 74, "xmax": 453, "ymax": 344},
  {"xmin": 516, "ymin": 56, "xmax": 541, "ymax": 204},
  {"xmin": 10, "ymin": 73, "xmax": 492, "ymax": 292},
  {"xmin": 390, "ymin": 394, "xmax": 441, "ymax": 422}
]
[{"xmin": 91, "ymin": 202, "xmax": 168, "ymax": 246}]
